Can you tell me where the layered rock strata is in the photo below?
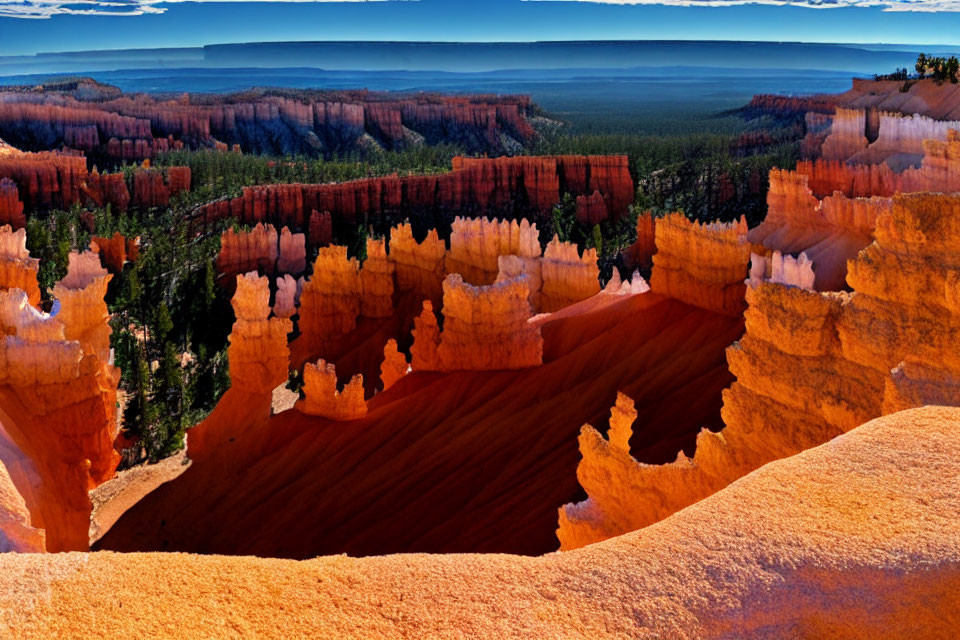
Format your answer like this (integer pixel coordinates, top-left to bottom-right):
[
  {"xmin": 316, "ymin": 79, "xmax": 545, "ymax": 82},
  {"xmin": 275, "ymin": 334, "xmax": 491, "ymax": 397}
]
[
  {"xmin": 192, "ymin": 155, "xmax": 634, "ymax": 237},
  {"xmin": 559, "ymin": 192, "xmax": 960, "ymax": 549},
  {"xmin": 649, "ymin": 213, "xmax": 751, "ymax": 316}
]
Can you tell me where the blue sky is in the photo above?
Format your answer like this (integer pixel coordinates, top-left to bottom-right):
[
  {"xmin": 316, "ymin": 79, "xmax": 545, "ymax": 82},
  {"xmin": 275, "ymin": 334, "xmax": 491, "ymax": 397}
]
[{"xmin": 2, "ymin": 0, "xmax": 960, "ymax": 56}]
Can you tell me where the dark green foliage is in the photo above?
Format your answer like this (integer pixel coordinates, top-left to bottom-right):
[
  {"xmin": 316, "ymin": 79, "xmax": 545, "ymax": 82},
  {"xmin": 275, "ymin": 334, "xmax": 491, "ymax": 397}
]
[{"xmin": 916, "ymin": 53, "xmax": 960, "ymax": 85}]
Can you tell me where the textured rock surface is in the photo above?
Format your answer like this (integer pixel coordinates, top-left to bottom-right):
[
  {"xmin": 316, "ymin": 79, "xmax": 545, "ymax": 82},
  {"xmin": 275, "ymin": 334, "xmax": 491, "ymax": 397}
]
[
  {"xmin": 749, "ymin": 169, "xmax": 881, "ymax": 291},
  {"xmin": 539, "ymin": 236, "xmax": 600, "ymax": 312},
  {"xmin": 296, "ymin": 359, "xmax": 367, "ymax": 420},
  {"xmin": 560, "ymin": 192, "xmax": 960, "ymax": 548},
  {"xmin": 89, "ymin": 232, "xmax": 138, "ymax": 274},
  {"xmin": 8, "ymin": 407, "xmax": 960, "ymax": 638},
  {"xmin": 0, "ymin": 178, "xmax": 24, "ymax": 229},
  {"xmin": 649, "ymin": 213, "xmax": 750, "ymax": 316},
  {"xmin": 0, "ymin": 225, "xmax": 40, "ymax": 308},
  {"xmin": 192, "ymin": 155, "xmax": 633, "ymax": 237},
  {"xmin": 0, "ymin": 253, "xmax": 120, "ymax": 552},
  {"xmin": 100, "ymin": 289, "xmax": 742, "ymax": 557},
  {"xmin": 423, "ymin": 274, "xmax": 542, "ymax": 371},
  {"xmin": 445, "ymin": 216, "xmax": 540, "ymax": 286},
  {"xmin": 0, "ymin": 88, "xmax": 536, "ymax": 158},
  {"xmin": 226, "ymin": 273, "xmax": 292, "ymax": 394}
]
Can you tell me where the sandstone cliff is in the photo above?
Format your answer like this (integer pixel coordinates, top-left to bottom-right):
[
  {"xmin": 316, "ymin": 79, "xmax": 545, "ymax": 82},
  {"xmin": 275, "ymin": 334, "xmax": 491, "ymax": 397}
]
[
  {"xmin": 559, "ymin": 191, "xmax": 960, "ymax": 549},
  {"xmin": 8, "ymin": 407, "xmax": 960, "ymax": 639},
  {"xmin": 649, "ymin": 213, "xmax": 751, "ymax": 316}
]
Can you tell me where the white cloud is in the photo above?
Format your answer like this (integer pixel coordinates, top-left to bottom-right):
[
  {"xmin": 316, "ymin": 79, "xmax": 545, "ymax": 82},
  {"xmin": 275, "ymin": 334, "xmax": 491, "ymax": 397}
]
[
  {"xmin": 527, "ymin": 0, "xmax": 960, "ymax": 10},
  {"xmin": 0, "ymin": 0, "xmax": 397, "ymax": 20}
]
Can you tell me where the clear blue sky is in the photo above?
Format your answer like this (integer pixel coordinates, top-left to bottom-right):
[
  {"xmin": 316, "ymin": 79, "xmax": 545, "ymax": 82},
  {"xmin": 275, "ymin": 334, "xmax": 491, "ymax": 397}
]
[{"xmin": 1, "ymin": 0, "xmax": 960, "ymax": 56}]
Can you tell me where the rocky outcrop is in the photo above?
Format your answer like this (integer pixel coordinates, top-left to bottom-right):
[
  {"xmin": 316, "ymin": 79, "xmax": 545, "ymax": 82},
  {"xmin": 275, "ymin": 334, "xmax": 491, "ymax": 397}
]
[
  {"xmin": 414, "ymin": 274, "xmax": 542, "ymax": 372},
  {"xmin": 743, "ymin": 93, "xmax": 839, "ymax": 118},
  {"xmin": 0, "ymin": 225, "xmax": 40, "ymax": 308},
  {"xmin": 50, "ymin": 251, "xmax": 113, "ymax": 364},
  {"xmin": 649, "ymin": 213, "xmax": 751, "ymax": 316},
  {"xmin": 445, "ymin": 216, "xmax": 541, "ymax": 286},
  {"xmin": 379, "ymin": 338, "xmax": 407, "ymax": 392},
  {"xmin": 559, "ymin": 192, "xmax": 960, "ymax": 549},
  {"xmin": 359, "ymin": 238, "xmax": 393, "ymax": 319},
  {"xmin": 90, "ymin": 232, "xmax": 139, "ymax": 274},
  {"xmin": 622, "ymin": 211, "xmax": 656, "ymax": 272},
  {"xmin": 297, "ymin": 246, "xmax": 362, "ymax": 350},
  {"xmin": 539, "ymin": 237, "xmax": 600, "ymax": 313},
  {"xmin": 749, "ymin": 169, "xmax": 883, "ymax": 291},
  {"xmin": 0, "ymin": 178, "xmax": 24, "ymax": 229},
  {"xmin": 575, "ymin": 191, "xmax": 606, "ymax": 226},
  {"xmin": 389, "ymin": 223, "xmax": 446, "ymax": 305},
  {"xmin": 226, "ymin": 273, "xmax": 292, "ymax": 394},
  {"xmin": 819, "ymin": 107, "xmax": 869, "ymax": 161},
  {"xmin": 0, "ymin": 88, "xmax": 537, "ymax": 159},
  {"xmin": 217, "ymin": 223, "xmax": 306, "ymax": 283},
  {"xmin": 296, "ymin": 359, "xmax": 367, "ymax": 420},
  {"xmin": 192, "ymin": 155, "xmax": 634, "ymax": 236},
  {"xmin": 0, "ymin": 149, "xmax": 87, "ymax": 210},
  {"xmin": 9, "ymin": 406, "xmax": 959, "ymax": 638},
  {"xmin": 747, "ymin": 251, "xmax": 815, "ymax": 290},
  {"xmin": 0, "ymin": 247, "xmax": 120, "ymax": 551}
]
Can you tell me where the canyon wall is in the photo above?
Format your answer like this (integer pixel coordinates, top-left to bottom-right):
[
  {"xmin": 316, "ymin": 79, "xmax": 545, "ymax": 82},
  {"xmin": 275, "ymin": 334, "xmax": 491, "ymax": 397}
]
[
  {"xmin": 0, "ymin": 244, "xmax": 120, "ymax": 552},
  {"xmin": 559, "ymin": 191, "xmax": 960, "ymax": 549},
  {"xmin": 649, "ymin": 213, "xmax": 751, "ymax": 316},
  {"xmin": 0, "ymin": 178, "xmax": 24, "ymax": 229},
  {"xmin": 192, "ymin": 155, "xmax": 634, "ymax": 238},
  {"xmin": 0, "ymin": 88, "xmax": 538, "ymax": 159}
]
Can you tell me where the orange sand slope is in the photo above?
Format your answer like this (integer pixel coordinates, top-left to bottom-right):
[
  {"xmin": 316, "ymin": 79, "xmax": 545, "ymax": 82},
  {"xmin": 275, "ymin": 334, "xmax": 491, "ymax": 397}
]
[
  {"xmin": 98, "ymin": 292, "xmax": 743, "ymax": 558},
  {"xmin": 3, "ymin": 406, "xmax": 959, "ymax": 639}
]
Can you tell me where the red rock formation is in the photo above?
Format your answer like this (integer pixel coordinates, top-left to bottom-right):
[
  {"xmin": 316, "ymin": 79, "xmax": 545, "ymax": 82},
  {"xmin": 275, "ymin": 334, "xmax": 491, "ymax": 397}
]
[
  {"xmin": 277, "ymin": 227, "xmax": 306, "ymax": 276},
  {"xmin": 539, "ymin": 237, "xmax": 601, "ymax": 313},
  {"xmin": 0, "ymin": 247, "xmax": 120, "ymax": 551},
  {"xmin": 0, "ymin": 88, "xmax": 536, "ymax": 159},
  {"xmin": 649, "ymin": 213, "xmax": 750, "ymax": 316},
  {"xmin": 273, "ymin": 274, "xmax": 302, "ymax": 319},
  {"xmin": 51, "ymin": 251, "xmax": 113, "ymax": 363},
  {"xmin": 409, "ymin": 300, "xmax": 441, "ymax": 371},
  {"xmin": 227, "ymin": 273, "xmax": 292, "ymax": 394},
  {"xmin": 192, "ymin": 155, "xmax": 633, "ymax": 237},
  {"xmin": 0, "ymin": 178, "xmax": 24, "ymax": 229},
  {"xmin": 575, "ymin": 191, "xmax": 606, "ymax": 226},
  {"xmin": 819, "ymin": 107, "xmax": 869, "ymax": 161},
  {"xmin": 389, "ymin": 223, "xmax": 447, "ymax": 305},
  {"xmin": 622, "ymin": 211, "xmax": 656, "ymax": 272},
  {"xmin": 423, "ymin": 274, "xmax": 542, "ymax": 371},
  {"xmin": 90, "ymin": 232, "xmax": 139, "ymax": 274},
  {"xmin": 744, "ymin": 93, "xmax": 839, "ymax": 117},
  {"xmin": 359, "ymin": 237, "xmax": 394, "ymax": 318},
  {"xmin": 217, "ymin": 223, "xmax": 279, "ymax": 282},
  {"xmin": 379, "ymin": 338, "xmax": 407, "ymax": 392},
  {"xmin": 750, "ymin": 169, "xmax": 884, "ymax": 291},
  {"xmin": 445, "ymin": 216, "xmax": 541, "ymax": 286},
  {"xmin": 309, "ymin": 210, "xmax": 332, "ymax": 247},
  {"xmin": 296, "ymin": 359, "xmax": 367, "ymax": 420},
  {"xmin": 0, "ymin": 225, "xmax": 40, "ymax": 308},
  {"xmin": 0, "ymin": 149, "xmax": 87, "ymax": 210},
  {"xmin": 559, "ymin": 192, "xmax": 960, "ymax": 549},
  {"xmin": 81, "ymin": 170, "xmax": 130, "ymax": 212},
  {"xmin": 297, "ymin": 246, "xmax": 361, "ymax": 352}
]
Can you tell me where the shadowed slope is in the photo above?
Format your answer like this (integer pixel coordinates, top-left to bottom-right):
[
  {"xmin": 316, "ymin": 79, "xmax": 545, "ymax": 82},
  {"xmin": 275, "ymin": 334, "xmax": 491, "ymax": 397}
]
[
  {"xmin": 98, "ymin": 292, "xmax": 743, "ymax": 558},
  {"xmin": 7, "ymin": 406, "xmax": 960, "ymax": 639}
]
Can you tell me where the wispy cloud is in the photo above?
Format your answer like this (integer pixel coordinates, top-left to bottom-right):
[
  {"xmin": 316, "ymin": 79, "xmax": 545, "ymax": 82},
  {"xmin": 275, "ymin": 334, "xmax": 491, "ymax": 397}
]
[
  {"xmin": 0, "ymin": 0, "xmax": 398, "ymax": 20},
  {"xmin": 528, "ymin": 0, "xmax": 960, "ymax": 11}
]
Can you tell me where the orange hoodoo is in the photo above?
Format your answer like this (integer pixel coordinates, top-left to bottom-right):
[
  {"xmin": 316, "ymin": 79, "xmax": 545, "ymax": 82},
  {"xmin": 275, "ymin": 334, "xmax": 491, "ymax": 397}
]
[
  {"xmin": 0, "ymin": 246, "xmax": 120, "ymax": 552},
  {"xmin": 226, "ymin": 273, "xmax": 292, "ymax": 395},
  {"xmin": 559, "ymin": 191, "xmax": 960, "ymax": 550},
  {"xmin": 649, "ymin": 213, "xmax": 751, "ymax": 317},
  {"xmin": 0, "ymin": 178, "xmax": 24, "ymax": 229},
  {"xmin": 0, "ymin": 225, "xmax": 41, "ymax": 308}
]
